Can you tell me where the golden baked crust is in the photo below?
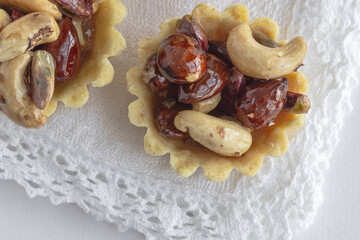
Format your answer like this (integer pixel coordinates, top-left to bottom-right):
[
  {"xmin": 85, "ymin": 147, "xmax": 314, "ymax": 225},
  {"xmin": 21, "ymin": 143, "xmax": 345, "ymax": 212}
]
[
  {"xmin": 44, "ymin": 0, "xmax": 126, "ymax": 116},
  {"xmin": 127, "ymin": 4, "xmax": 309, "ymax": 182}
]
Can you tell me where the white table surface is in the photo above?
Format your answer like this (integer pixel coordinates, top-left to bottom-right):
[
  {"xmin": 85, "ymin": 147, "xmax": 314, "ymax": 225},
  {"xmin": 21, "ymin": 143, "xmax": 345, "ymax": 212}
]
[{"xmin": 0, "ymin": 86, "xmax": 359, "ymax": 240}]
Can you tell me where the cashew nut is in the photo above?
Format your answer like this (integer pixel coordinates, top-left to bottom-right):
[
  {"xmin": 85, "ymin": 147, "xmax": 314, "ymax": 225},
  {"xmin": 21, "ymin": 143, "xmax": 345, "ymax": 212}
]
[
  {"xmin": 192, "ymin": 93, "xmax": 221, "ymax": 113},
  {"xmin": 0, "ymin": 9, "xmax": 10, "ymax": 31},
  {"xmin": 174, "ymin": 110, "xmax": 252, "ymax": 157},
  {"xmin": 0, "ymin": 53, "xmax": 47, "ymax": 128},
  {"xmin": 30, "ymin": 50, "xmax": 55, "ymax": 110},
  {"xmin": 0, "ymin": 0, "xmax": 62, "ymax": 19},
  {"xmin": 227, "ymin": 23, "xmax": 307, "ymax": 79},
  {"xmin": 0, "ymin": 12, "xmax": 60, "ymax": 63}
]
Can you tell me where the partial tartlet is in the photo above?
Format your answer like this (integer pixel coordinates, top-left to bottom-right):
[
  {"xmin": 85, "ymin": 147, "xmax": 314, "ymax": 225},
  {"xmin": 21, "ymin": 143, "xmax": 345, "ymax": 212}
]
[
  {"xmin": 0, "ymin": 0, "xmax": 126, "ymax": 128},
  {"xmin": 127, "ymin": 4, "xmax": 310, "ymax": 182}
]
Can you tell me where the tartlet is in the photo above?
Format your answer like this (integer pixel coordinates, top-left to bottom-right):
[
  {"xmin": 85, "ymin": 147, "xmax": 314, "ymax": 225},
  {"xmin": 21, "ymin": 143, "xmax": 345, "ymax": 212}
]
[
  {"xmin": 127, "ymin": 4, "xmax": 310, "ymax": 182},
  {"xmin": 0, "ymin": 0, "xmax": 126, "ymax": 128}
]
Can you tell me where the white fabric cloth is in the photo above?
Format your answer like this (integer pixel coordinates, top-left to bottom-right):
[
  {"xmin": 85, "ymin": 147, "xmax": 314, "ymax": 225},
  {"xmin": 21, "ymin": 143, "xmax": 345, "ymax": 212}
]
[{"xmin": 0, "ymin": 0, "xmax": 359, "ymax": 239}]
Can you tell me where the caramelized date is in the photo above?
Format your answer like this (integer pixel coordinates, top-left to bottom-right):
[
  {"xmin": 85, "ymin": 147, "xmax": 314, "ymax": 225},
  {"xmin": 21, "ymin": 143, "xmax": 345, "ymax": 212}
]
[
  {"xmin": 143, "ymin": 54, "xmax": 177, "ymax": 98},
  {"xmin": 208, "ymin": 41, "xmax": 233, "ymax": 66},
  {"xmin": 157, "ymin": 33, "xmax": 207, "ymax": 84},
  {"xmin": 176, "ymin": 15, "xmax": 208, "ymax": 52},
  {"xmin": 52, "ymin": 0, "xmax": 93, "ymax": 20},
  {"xmin": 178, "ymin": 54, "xmax": 229, "ymax": 103},
  {"xmin": 43, "ymin": 17, "xmax": 81, "ymax": 82},
  {"xmin": 218, "ymin": 67, "xmax": 246, "ymax": 116},
  {"xmin": 235, "ymin": 79, "xmax": 288, "ymax": 131},
  {"xmin": 155, "ymin": 100, "xmax": 191, "ymax": 139}
]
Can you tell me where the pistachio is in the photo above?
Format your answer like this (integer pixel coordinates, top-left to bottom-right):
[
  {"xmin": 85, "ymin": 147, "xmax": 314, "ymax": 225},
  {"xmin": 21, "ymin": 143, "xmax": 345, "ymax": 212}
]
[
  {"xmin": 0, "ymin": 0, "xmax": 62, "ymax": 19},
  {"xmin": 0, "ymin": 53, "xmax": 46, "ymax": 128},
  {"xmin": 174, "ymin": 110, "xmax": 252, "ymax": 157},
  {"xmin": 192, "ymin": 93, "xmax": 221, "ymax": 113},
  {"xmin": 252, "ymin": 30, "xmax": 279, "ymax": 48},
  {"xmin": 156, "ymin": 100, "xmax": 191, "ymax": 139},
  {"xmin": 227, "ymin": 24, "xmax": 307, "ymax": 79},
  {"xmin": 0, "ymin": 9, "xmax": 10, "ymax": 31},
  {"xmin": 0, "ymin": 12, "xmax": 60, "ymax": 63},
  {"xmin": 176, "ymin": 15, "xmax": 208, "ymax": 52},
  {"xmin": 283, "ymin": 91, "xmax": 310, "ymax": 114},
  {"xmin": 30, "ymin": 50, "xmax": 55, "ymax": 110}
]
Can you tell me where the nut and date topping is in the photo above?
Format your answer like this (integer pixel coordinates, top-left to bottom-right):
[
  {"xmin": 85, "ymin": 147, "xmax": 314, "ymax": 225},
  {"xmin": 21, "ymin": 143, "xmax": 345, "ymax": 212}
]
[
  {"xmin": 176, "ymin": 15, "xmax": 208, "ymax": 52},
  {"xmin": 178, "ymin": 54, "xmax": 229, "ymax": 103},
  {"xmin": 143, "ymin": 53, "xmax": 177, "ymax": 98},
  {"xmin": 157, "ymin": 33, "xmax": 207, "ymax": 84},
  {"xmin": 155, "ymin": 100, "xmax": 191, "ymax": 139},
  {"xmin": 143, "ymin": 14, "xmax": 310, "ymax": 158},
  {"xmin": 43, "ymin": 17, "xmax": 81, "ymax": 82},
  {"xmin": 235, "ymin": 78, "xmax": 288, "ymax": 131}
]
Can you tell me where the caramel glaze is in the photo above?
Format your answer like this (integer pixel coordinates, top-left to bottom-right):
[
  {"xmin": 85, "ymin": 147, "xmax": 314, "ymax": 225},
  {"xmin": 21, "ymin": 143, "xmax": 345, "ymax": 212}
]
[
  {"xmin": 157, "ymin": 33, "xmax": 207, "ymax": 84},
  {"xmin": 178, "ymin": 54, "xmax": 230, "ymax": 103}
]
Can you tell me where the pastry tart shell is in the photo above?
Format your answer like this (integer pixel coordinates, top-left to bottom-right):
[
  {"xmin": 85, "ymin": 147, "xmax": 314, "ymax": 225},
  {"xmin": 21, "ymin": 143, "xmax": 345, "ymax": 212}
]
[{"xmin": 127, "ymin": 4, "xmax": 309, "ymax": 182}]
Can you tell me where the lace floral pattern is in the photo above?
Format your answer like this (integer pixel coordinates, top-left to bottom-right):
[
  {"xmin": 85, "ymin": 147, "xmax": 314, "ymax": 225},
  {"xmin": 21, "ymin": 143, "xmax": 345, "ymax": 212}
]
[{"xmin": 0, "ymin": 0, "xmax": 359, "ymax": 239}]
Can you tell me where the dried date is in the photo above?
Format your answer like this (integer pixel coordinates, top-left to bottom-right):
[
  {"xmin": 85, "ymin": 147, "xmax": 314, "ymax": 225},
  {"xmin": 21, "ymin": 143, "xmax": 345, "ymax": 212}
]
[
  {"xmin": 178, "ymin": 54, "xmax": 230, "ymax": 103},
  {"xmin": 217, "ymin": 67, "xmax": 246, "ymax": 116},
  {"xmin": 43, "ymin": 17, "xmax": 81, "ymax": 82},
  {"xmin": 143, "ymin": 53, "xmax": 177, "ymax": 98},
  {"xmin": 155, "ymin": 100, "xmax": 191, "ymax": 139},
  {"xmin": 157, "ymin": 33, "xmax": 207, "ymax": 84},
  {"xmin": 234, "ymin": 79, "xmax": 288, "ymax": 130}
]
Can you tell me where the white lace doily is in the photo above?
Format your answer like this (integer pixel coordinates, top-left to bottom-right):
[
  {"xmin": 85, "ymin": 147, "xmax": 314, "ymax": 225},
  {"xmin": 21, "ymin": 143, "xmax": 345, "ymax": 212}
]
[{"xmin": 1, "ymin": 0, "xmax": 360, "ymax": 239}]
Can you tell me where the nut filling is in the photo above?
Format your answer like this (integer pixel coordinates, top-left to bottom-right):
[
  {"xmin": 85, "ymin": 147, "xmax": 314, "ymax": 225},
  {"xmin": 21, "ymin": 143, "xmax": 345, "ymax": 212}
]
[
  {"xmin": 0, "ymin": 0, "xmax": 102, "ymax": 128},
  {"xmin": 134, "ymin": 5, "xmax": 311, "ymax": 181}
]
